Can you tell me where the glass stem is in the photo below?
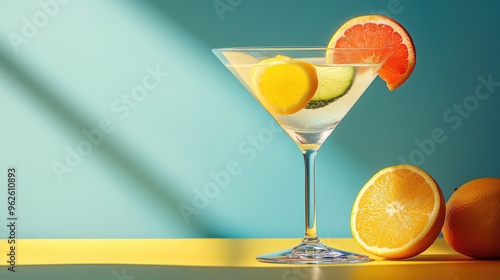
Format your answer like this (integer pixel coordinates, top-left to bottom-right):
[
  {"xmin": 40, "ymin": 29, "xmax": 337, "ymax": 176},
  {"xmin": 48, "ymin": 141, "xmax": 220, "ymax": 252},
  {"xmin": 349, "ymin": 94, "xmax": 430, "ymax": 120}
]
[{"xmin": 302, "ymin": 148, "xmax": 319, "ymax": 243}]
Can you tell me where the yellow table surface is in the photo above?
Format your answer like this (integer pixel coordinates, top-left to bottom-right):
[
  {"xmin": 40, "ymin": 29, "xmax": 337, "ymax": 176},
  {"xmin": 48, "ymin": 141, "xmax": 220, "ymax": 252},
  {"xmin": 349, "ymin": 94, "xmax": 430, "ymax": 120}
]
[{"xmin": 1, "ymin": 238, "xmax": 499, "ymax": 279}]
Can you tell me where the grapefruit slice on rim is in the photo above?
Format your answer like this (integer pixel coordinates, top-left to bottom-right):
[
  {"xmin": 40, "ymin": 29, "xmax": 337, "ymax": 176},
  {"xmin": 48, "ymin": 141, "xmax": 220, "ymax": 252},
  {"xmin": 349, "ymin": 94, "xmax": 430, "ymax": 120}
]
[{"xmin": 328, "ymin": 15, "xmax": 416, "ymax": 90}]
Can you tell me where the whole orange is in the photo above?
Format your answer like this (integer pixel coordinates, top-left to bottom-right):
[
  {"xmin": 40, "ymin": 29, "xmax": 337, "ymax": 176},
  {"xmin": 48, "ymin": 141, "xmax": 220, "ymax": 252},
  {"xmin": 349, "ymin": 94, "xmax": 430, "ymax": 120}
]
[{"xmin": 442, "ymin": 178, "xmax": 500, "ymax": 259}]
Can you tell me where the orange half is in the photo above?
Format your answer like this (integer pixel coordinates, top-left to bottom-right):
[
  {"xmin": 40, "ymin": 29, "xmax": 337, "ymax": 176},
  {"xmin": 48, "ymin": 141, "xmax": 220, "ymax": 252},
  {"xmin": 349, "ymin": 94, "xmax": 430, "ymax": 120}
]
[{"xmin": 351, "ymin": 164, "xmax": 445, "ymax": 259}]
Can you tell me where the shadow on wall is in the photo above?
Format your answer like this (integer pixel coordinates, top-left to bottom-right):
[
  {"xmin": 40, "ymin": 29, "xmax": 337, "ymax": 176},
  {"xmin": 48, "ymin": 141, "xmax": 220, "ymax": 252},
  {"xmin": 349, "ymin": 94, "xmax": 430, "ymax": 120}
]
[{"xmin": 0, "ymin": 44, "xmax": 222, "ymax": 237}]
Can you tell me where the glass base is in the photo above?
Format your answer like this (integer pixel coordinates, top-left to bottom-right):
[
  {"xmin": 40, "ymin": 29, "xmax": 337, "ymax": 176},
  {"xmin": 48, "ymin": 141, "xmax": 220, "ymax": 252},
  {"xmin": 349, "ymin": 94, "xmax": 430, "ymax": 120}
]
[{"xmin": 256, "ymin": 240, "xmax": 371, "ymax": 264}]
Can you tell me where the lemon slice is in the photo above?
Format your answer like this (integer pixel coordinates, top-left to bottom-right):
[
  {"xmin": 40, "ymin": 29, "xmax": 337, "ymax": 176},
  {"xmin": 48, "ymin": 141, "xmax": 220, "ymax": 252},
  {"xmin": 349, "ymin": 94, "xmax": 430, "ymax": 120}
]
[{"xmin": 251, "ymin": 55, "xmax": 318, "ymax": 115}]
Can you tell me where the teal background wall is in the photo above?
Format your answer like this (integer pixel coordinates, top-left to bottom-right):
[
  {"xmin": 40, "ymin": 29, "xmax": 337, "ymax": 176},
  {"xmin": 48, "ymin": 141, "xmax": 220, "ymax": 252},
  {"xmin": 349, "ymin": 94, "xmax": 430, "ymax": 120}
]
[{"xmin": 0, "ymin": 0, "xmax": 499, "ymax": 239}]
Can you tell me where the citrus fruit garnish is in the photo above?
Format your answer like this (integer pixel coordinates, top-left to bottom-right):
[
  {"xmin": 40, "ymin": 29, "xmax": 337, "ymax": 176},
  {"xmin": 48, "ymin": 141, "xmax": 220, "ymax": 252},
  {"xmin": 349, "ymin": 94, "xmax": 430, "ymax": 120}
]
[
  {"xmin": 351, "ymin": 164, "xmax": 445, "ymax": 259},
  {"xmin": 251, "ymin": 55, "xmax": 318, "ymax": 115},
  {"xmin": 442, "ymin": 178, "xmax": 500, "ymax": 259},
  {"xmin": 328, "ymin": 15, "xmax": 416, "ymax": 90}
]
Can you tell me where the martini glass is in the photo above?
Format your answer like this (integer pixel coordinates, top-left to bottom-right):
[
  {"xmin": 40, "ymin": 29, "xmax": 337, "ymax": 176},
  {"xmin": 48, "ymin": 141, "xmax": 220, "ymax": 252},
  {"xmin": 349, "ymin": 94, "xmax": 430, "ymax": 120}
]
[{"xmin": 212, "ymin": 47, "xmax": 393, "ymax": 264}]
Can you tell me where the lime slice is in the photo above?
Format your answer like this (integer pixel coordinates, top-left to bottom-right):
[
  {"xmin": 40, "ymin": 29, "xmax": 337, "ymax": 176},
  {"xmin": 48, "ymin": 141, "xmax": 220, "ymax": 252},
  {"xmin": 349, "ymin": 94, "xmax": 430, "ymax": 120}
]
[{"xmin": 305, "ymin": 66, "xmax": 355, "ymax": 109}]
